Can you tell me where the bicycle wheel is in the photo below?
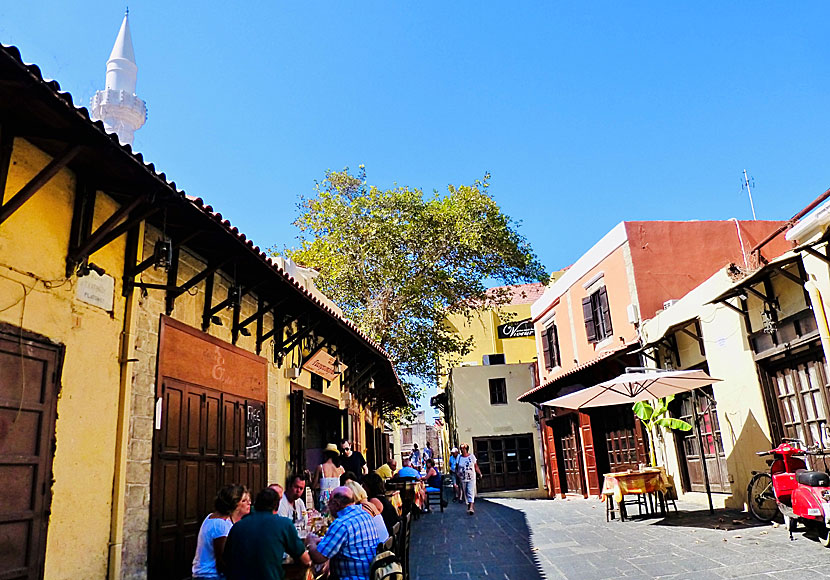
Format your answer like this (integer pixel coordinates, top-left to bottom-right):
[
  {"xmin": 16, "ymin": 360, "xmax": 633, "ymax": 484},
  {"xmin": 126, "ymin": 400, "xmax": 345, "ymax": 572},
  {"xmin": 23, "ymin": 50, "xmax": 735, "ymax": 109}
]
[{"xmin": 747, "ymin": 472, "xmax": 778, "ymax": 522}]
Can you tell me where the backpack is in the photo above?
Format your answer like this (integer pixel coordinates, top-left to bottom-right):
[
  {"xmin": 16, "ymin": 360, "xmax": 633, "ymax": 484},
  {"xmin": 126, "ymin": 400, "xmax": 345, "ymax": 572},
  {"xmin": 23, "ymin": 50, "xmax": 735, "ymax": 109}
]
[{"xmin": 370, "ymin": 550, "xmax": 403, "ymax": 580}]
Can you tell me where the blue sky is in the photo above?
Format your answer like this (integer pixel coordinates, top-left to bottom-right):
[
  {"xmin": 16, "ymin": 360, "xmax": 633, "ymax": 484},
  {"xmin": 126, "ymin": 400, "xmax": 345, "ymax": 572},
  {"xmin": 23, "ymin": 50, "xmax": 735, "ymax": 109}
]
[{"xmin": 2, "ymin": 2, "xmax": 830, "ymax": 414}]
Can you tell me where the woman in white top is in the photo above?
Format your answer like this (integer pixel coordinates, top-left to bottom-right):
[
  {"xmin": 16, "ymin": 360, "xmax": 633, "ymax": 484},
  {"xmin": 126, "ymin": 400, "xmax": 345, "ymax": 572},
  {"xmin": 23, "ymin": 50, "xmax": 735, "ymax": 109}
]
[
  {"xmin": 313, "ymin": 443, "xmax": 345, "ymax": 512},
  {"xmin": 456, "ymin": 443, "xmax": 483, "ymax": 515},
  {"xmin": 192, "ymin": 484, "xmax": 251, "ymax": 579}
]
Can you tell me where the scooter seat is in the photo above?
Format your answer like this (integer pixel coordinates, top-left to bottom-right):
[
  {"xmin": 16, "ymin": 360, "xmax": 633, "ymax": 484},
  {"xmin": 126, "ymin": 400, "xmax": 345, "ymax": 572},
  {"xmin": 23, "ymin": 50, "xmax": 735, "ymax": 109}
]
[{"xmin": 795, "ymin": 470, "xmax": 830, "ymax": 487}]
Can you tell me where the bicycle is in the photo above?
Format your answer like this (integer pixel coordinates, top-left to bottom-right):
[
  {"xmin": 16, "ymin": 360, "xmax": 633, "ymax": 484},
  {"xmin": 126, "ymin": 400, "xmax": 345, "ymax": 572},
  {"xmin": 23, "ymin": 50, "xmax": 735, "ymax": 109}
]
[{"xmin": 746, "ymin": 437, "xmax": 807, "ymax": 522}]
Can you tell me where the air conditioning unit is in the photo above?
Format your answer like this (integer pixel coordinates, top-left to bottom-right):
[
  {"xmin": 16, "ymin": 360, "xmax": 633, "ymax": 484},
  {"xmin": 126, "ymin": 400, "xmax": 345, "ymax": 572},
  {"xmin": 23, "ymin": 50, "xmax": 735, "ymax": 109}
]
[
  {"xmin": 663, "ymin": 299, "xmax": 679, "ymax": 310},
  {"xmin": 626, "ymin": 303, "xmax": 639, "ymax": 324},
  {"xmin": 285, "ymin": 367, "xmax": 301, "ymax": 379}
]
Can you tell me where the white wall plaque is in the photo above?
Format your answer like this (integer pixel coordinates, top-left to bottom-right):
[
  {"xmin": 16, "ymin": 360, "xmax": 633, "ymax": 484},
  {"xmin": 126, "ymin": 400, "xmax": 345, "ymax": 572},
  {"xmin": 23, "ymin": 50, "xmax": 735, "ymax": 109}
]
[{"xmin": 75, "ymin": 271, "xmax": 115, "ymax": 311}]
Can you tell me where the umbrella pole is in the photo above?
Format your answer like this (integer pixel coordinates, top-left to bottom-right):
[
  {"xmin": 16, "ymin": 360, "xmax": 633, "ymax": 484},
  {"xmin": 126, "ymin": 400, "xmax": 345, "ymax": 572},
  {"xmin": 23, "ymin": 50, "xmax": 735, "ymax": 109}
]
[{"xmin": 692, "ymin": 389, "xmax": 714, "ymax": 515}]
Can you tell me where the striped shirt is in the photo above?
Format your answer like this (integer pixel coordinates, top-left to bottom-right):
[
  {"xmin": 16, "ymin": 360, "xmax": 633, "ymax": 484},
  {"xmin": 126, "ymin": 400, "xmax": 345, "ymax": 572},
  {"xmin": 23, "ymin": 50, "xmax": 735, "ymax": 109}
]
[{"xmin": 317, "ymin": 504, "xmax": 379, "ymax": 580}]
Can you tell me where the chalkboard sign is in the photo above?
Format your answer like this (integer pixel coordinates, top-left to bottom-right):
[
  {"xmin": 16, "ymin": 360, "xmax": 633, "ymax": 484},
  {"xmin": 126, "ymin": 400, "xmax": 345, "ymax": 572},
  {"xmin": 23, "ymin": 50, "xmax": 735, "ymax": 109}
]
[{"xmin": 246, "ymin": 403, "xmax": 263, "ymax": 460}]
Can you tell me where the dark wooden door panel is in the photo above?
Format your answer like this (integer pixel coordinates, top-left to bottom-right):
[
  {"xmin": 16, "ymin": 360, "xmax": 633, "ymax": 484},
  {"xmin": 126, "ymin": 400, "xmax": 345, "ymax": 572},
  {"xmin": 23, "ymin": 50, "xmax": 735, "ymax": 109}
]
[
  {"xmin": 474, "ymin": 435, "xmax": 537, "ymax": 492},
  {"xmin": 0, "ymin": 329, "xmax": 62, "ymax": 580},
  {"xmin": 150, "ymin": 379, "xmax": 265, "ymax": 580}
]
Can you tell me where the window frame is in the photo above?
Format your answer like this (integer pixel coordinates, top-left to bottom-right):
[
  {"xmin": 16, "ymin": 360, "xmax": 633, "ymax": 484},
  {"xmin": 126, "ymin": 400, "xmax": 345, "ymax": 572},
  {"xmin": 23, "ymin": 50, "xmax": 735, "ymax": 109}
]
[
  {"xmin": 582, "ymin": 286, "xmax": 613, "ymax": 343},
  {"xmin": 541, "ymin": 322, "xmax": 561, "ymax": 370},
  {"xmin": 489, "ymin": 377, "xmax": 508, "ymax": 405}
]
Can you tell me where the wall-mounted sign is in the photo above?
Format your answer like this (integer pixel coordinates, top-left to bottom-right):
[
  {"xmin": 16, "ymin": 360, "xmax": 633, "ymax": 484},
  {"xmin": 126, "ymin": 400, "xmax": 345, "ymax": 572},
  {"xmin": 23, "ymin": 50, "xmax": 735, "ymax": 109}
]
[
  {"xmin": 302, "ymin": 349, "xmax": 347, "ymax": 382},
  {"xmin": 246, "ymin": 403, "xmax": 263, "ymax": 460},
  {"xmin": 497, "ymin": 318, "xmax": 534, "ymax": 339},
  {"xmin": 75, "ymin": 271, "xmax": 115, "ymax": 311}
]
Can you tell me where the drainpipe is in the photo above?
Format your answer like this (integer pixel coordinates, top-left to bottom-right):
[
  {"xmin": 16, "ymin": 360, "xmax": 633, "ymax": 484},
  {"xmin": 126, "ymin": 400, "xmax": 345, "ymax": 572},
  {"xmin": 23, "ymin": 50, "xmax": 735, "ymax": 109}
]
[
  {"xmin": 805, "ymin": 277, "xmax": 830, "ymax": 372},
  {"xmin": 108, "ymin": 222, "xmax": 144, "ymax": 580}
]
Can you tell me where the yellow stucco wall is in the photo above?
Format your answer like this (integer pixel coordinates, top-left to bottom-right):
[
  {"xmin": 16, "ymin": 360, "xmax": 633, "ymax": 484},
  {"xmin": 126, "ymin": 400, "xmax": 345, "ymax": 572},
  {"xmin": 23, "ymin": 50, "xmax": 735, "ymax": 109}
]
[
  {"xmin": 640, "ymin": 265, "xmax": 811, "ymax": 509},
  {"xmin": 0, "ymin": 139, "xmax": 125, "ymax": 579},
  {"xmin": 444, "ymin": 302, "xmax": 538, "ymax": 368}
]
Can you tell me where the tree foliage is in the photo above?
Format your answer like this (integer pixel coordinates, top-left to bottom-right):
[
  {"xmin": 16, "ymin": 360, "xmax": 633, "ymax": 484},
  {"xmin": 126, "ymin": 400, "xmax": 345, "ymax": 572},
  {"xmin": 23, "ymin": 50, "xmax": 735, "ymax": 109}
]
[{"xmin": 284, "ymin": 167, "xmax": 548, "ymax": 407}]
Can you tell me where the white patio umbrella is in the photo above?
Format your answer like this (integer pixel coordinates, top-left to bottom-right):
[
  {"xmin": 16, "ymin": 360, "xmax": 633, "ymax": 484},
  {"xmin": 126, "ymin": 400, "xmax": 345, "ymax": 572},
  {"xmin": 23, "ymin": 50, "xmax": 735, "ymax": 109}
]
[
  {"xmin": 542, "ymin": 367, "xmax": 722, "ymax": 514},
  {"xmin": 542, "ymin": 368, "xmax": 721, "ymax": 409}
]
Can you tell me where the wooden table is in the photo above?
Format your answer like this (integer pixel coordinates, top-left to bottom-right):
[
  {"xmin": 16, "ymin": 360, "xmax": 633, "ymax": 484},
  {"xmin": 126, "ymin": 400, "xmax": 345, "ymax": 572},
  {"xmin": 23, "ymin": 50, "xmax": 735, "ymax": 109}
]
[{"xmin": 601, "ymin": 468, "xmax": 670, "ymax": 521}]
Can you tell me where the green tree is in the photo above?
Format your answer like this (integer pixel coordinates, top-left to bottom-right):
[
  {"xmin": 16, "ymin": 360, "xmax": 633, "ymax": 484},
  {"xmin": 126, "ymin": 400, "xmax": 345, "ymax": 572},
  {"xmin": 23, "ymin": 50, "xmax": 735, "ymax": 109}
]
[
  {"xmin": 284, "ymin": 167, "xmax": 548, "ymax": 410},
  {"xmin": 633, "ymin": 395, "xmax": 692, "ymax": 467}
]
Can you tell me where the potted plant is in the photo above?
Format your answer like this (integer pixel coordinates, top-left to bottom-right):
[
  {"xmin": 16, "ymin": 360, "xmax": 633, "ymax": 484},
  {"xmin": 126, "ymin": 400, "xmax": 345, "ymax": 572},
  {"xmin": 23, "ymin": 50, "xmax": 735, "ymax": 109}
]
[{"xmin": 633, "ymin": 395, "xmax": 692, "ymax": 468}]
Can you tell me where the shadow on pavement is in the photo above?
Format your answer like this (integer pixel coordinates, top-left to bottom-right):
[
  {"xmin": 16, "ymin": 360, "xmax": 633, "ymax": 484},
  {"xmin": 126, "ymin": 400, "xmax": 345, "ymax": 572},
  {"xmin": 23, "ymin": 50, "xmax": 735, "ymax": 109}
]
[
  {"xmin": 409, "ymin": 498, "xmax": 544, "ymax": 580},
  {"xmin": 648, "ymin": 507, "xmax": 770, "ymax": 531}
]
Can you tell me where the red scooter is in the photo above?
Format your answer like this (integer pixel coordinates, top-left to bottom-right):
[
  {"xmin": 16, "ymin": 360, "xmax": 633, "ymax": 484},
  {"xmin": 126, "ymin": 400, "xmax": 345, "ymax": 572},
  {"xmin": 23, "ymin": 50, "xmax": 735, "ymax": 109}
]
[{"xmin": 748, "ymin": 438, "xmax": 830, "ymax": 545}]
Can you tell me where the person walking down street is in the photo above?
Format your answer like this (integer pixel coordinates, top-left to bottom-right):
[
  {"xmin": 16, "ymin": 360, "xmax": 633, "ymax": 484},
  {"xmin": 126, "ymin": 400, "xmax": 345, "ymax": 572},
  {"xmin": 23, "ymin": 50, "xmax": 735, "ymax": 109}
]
[
  {"xmin": 192, "ymin": 484, "xmax": 251, "ymax": 580},
  {"xmin": 423, "ymin": 441, "xmax": 434, "ymax": 463},
  {"xmin": 224, "ymin": 487, "xmax": 311, "ymax": 580},
  {"xmin": 340, "ymin": 439, "xmax": 368, "ymax": 477},
  {"xmin": 305, "ymin": 486, "xmax": 379, "ymax": 580},
  {"xmin": 457, "ymin": 443, "xmax": 482, "ymax": 515},
  {"xmin": 277, "ymin": 474, "xmax": 308, "ymax": 532},
  {"xmin": 410, "ymin": 443, "xmax": 421, "ymax": 470},
  {"xmin": 448, "ymin": 447, "xmax": 461, "ymax": 502},
  {"xmin": 313, "ymin": 443, "xmax": 344, "ymax": 512}
]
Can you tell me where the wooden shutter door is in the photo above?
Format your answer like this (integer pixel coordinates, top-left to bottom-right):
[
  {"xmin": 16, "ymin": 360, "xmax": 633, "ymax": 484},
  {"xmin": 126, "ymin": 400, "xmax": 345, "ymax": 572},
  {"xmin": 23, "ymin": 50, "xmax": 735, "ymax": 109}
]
[
  {"xmin": 579, "ymin": 412, "xmax": 601, "ymax": 496},
  {"xmin": 541, "ymin": 328, "xmax": 552, "ymax": 369},
  {"xmin": 598, "ymin": 287, "xmax": 613, "ymax": 337},
  {"xmin": 582, "ymin": 297, "xmax": 597, "ymax": 342},
  {"xmin": 543, "ymin": 421, "xmax": 561, "ymax": 498},
  {"xmin": 290, "ymin": 389, "xmax": 306, "ymax": 475},
  {"xmin": 0, "ymin": 330, "xmax": 62, "ymax": 580},
  {"xmin": 552, "ymin": 324, "xmax": 561, "ymax": 367}
]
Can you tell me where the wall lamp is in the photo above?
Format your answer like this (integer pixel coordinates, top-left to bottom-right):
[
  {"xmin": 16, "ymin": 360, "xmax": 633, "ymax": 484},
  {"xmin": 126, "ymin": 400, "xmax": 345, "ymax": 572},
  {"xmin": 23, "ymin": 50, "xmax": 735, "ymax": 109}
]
[{"xmin": 153, "ymin": 239, "xmax": 173, "ymax": 271}]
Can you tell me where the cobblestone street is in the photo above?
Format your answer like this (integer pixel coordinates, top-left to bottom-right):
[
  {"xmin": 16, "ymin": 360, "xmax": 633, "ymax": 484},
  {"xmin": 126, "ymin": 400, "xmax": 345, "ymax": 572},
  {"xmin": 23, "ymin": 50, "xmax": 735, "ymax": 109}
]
[{"xmin": 410, "ymin": 497, "xmax": 830, "ymax": 579}]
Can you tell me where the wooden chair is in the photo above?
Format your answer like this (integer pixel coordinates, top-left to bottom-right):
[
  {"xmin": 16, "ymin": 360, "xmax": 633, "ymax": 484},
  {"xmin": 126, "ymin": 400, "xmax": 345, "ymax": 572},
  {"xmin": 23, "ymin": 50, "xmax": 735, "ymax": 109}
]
[
  {"xmin": 424, "ymin": 473, "xmax": 443, "ymax": 512},
  {"xmin": 396, "ymin": 511, "xmax": 412, "ymax": 580}
]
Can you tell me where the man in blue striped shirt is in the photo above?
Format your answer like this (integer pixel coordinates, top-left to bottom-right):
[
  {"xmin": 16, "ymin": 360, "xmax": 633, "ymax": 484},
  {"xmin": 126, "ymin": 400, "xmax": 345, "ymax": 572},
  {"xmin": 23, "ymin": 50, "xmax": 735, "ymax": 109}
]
[{"xmin": 305, "ymin": 486, "xmax": 379, "ymax": 580}]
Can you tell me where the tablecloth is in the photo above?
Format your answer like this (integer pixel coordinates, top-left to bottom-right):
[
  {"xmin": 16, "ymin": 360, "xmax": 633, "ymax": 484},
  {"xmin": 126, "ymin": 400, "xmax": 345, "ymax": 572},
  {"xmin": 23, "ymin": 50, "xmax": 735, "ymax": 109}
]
[{"xmin": 601, "ymin": 468, "xmax": 670, "ymax": 503}]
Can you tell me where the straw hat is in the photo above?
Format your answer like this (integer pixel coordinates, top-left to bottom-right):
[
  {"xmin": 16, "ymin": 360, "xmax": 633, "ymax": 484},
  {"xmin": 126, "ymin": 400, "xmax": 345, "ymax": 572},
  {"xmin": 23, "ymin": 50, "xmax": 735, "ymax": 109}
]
[{"xmin": 324, "ymin": 443, "xmax": 340, "ymax": 454}]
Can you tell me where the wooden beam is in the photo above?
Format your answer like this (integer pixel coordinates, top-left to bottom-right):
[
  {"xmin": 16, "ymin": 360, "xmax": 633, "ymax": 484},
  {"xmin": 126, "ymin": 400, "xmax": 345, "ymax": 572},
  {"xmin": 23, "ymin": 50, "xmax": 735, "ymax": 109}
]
[
  {"xmin": 125, "ymin": 230, "xmax": 201, "ymax": 279},
  {"xmin": 164, "ymin": 247, "xmax": 180, "ymax": 315},
  {"xmin": 745, "ymin": 285, "xmax": 772, "ymax": 304},
  {"xmin": 0, "ymin": 125, "xmax": 15, "ymax": 205},
  {"xmin": 717, "ymin": 298, "xmax": 745, "ymax": 316},
  {"xmin": 201, "ymin": 270, "xmax": 215, "ymax": 331},
  {"xmin": 774, "ymin": 265, "xmax": 805, "ymax": 287},
  {"xmin": 803, "ymin": 246, "xmax": 830, "ymax": 266},
  {"xmin": 172, "ymin": 258, "xmax": 232, "ymax": 298},
  {"xmin": 278, "ymin": 320, "xmax": 321, "ymax": 355},
  {"xmin": 68, "ymin": 195, "xmax": 151, "ymax": 266},
  {"xmin": 256, "ymin": 296, "xmax": 265, "ymax": 354},
  {"xmin": 0, "ymin": 144, "xmax": 81, "ymax": 225}
]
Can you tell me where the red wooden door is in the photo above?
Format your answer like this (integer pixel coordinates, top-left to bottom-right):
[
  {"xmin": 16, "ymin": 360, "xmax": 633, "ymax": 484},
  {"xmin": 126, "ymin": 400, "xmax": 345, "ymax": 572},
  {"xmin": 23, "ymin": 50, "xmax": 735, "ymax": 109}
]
[
  {"xmin": 553, "ymin": 415, "xmax": 584, "ymax": 495},
  {"xmin": 150, "ymin": 380, "xmax": 265, "ymax": 580},
  {"xmin": 543, "ymin": 421, "xmax": 561, "ymax": 498},
  {"xmin": 0, "ymin": 328, "xmax": 62, "ymax": 580},
  {"xmin": 579, "ymin": 412, "xmax": 601, "ymax": 496}
]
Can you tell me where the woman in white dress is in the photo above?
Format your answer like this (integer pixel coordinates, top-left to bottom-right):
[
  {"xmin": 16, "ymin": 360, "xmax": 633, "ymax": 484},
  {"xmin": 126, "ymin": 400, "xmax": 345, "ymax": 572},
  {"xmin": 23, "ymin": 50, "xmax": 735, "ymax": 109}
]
[
  {"xmin": 313, "ymin": 443, "xmax": 345, "ymax": 512},
  {"xmin": 191, "ymin": 483, "xmax": 251, "ymax": 579},
  {"xmin": 456, "ymin": 443, "xmax": 483, "ymax": 515}
]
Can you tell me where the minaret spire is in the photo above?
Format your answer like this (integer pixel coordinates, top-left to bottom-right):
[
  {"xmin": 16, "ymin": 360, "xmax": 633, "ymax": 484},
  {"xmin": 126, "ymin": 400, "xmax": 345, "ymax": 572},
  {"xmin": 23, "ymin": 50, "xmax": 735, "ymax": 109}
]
[{"xmin": 91, "ymin": 11, "xmax": 147, "ymax": 146}]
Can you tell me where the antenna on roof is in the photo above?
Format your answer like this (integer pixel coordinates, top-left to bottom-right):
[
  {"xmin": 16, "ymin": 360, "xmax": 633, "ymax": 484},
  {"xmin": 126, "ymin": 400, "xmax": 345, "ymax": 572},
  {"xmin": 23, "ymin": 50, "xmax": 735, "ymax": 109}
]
[{"xmin": 741, "ymin": 169, "xmax": 757, "ymax": 220}]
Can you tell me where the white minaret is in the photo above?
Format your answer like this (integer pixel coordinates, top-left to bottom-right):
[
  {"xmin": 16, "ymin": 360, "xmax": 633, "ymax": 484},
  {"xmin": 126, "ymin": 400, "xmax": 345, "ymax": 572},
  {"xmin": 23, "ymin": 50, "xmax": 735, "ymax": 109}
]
[{"xmin": 91, "ymin": 10, "xmax": 147, "ymax": 146}]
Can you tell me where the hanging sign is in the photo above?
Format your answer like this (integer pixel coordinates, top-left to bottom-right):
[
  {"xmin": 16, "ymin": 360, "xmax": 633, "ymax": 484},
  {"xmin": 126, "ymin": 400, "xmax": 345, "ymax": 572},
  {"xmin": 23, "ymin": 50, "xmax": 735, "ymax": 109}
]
[
  {"xmin": 302, "ymin": 349, "xmax": 347, "ymax": 382},
  {"xmin": 497, "ymin": 318, "xmax": 534, "ymax": 339}
]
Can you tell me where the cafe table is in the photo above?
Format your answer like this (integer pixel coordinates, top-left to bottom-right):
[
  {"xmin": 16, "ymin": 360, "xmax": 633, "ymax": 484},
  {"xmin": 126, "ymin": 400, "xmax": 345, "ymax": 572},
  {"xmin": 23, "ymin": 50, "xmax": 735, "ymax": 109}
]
[{"xmin": 601, "ymin": 467, "xmax": 671, "ymax": 521}]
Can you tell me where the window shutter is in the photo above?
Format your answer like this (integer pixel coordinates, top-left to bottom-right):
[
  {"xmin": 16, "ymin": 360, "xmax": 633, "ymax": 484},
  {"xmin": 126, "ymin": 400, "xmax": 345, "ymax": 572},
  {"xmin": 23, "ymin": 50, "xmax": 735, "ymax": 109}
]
[
  {"xmin": 598, "ymin": 286, "xmax": 613, "ymax": 338},
  {"xmin": 541, "ymin": 327, "xmax": 552, "ymax": 369},
  {"xmin": 552, "ymin": 324, "xmax": 561, "ymax": 367},
  {"xmin": 582, "ymin": 296, "xmax": 597, "ymax": 342}
]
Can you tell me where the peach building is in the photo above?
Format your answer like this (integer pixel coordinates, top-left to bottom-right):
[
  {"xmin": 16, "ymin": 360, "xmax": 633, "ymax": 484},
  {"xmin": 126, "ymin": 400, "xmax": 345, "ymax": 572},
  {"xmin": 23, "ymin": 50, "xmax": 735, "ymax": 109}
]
[{"xmin": 519, "ymin": 220, "xmax": 790, "ymax": 498}]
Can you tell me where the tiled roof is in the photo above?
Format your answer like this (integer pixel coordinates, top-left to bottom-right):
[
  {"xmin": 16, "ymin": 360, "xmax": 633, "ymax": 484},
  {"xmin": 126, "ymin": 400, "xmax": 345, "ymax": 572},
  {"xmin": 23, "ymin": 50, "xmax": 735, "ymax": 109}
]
[
  {"xmin": 485, "ymin": 282, "xmax": 547, "ymax": 305},
  {"xmin": 517, "ymin": 342, "xmax": 638, "ymax": 402},
  {"xmin": 0, "ymin": 43, "xmax": 404, "ymax": 401}
]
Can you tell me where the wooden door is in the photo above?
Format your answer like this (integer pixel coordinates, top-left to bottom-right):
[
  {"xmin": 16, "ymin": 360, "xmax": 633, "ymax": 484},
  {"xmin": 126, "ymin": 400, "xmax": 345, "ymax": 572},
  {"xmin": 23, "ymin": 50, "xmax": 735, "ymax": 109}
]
[
  {"xmin": 673, "ymin": 388, "xmax": 730, "ymax": 493},
  {"xmin": 601, "ymin": 410, "xmax": 647, "ymax": 472},
  {"xmin": 474, "ymin": 435, "xmax": 538, "ymax": 492},
  {"xmin": 765, "ymin": 356, "xmax": 830, "ymax": 448},
  {"xmin": 149, "ymin": 380, "xmax": 265, "ymax": 580},
  {"xmin": 290, "ymin": 389, "xmax": 306, "ymax": 475},
  {"xmin": 553, "ymin": 415, "xmax": 584, "ymax": 495},
  {"xmin": 543, "ymin": 421, "xmax": 562, "ymax": 497},
  {"xmin": 0, "ymin": 328, "xmax": 62, "ymax": 580}
]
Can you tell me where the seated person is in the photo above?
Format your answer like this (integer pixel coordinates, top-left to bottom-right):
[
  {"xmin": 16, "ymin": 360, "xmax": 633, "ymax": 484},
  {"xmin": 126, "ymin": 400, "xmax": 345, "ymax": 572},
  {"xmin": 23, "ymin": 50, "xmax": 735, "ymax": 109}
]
[
  {"xmin": 340, "ymin": 471, "xmax": 359, "ymax": 486},
  {"xmin": 363, "ymin": 473, "xmax": 399, "ymax": 535},
  {"xmin": 422, "ymin": 458, "xmax": 440, "ymax": 488},
  {"xmin": 374, "ymin": 459, "xmax": 396, "ymax": 480},
  {"xmin": 304, "ymin": 486, "xmax": 379, "ymax": 580},
  {"xmin": 392, "ymin": 458, "xmax": 420, "ymax": 480},
  {"xmin": 344, "ymin": 480, "xmax": 389, "ymax": 543},
  {"xmin": 224, "ymin": 487, "xmax": 310, "ymax": 580}
]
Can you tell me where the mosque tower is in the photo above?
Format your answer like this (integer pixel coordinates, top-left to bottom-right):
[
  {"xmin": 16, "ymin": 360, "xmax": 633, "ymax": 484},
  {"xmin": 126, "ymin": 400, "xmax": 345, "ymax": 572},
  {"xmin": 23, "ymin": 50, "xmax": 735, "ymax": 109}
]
[{"xmin": 90, "ymin": 10, "xmax": 147, "ymax": 146}]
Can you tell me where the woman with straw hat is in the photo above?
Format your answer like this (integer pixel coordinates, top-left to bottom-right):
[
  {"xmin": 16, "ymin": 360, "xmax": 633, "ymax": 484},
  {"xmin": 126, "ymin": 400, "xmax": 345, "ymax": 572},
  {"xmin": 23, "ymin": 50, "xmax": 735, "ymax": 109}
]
[{"xmin": 312, "ymin": 443, "xmax": 344, "ymax": 512}]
